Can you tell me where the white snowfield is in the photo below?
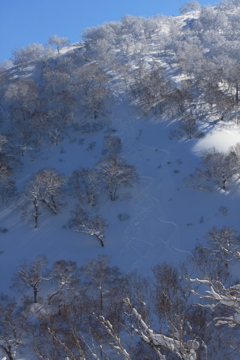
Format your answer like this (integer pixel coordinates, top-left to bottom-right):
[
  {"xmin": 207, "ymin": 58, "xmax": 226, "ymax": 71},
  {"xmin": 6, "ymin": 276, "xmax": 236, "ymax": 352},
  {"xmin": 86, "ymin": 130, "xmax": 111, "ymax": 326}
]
[{"xmin": 193, "ymin": 127, "xmax": 240, "ymax": 153}]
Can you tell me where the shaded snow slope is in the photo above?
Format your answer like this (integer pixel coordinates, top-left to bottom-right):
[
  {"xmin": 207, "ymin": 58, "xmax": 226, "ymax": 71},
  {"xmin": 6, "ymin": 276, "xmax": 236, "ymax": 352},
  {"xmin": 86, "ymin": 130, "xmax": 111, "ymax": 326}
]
[{"xmin": 1, "ymin": 97, "xmax": 240, "ymax": 296}]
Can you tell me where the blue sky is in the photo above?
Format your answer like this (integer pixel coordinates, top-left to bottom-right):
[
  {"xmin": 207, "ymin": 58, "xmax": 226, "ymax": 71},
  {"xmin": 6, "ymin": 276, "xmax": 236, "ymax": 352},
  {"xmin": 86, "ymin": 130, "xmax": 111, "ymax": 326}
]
[{"xmin": 1, "ymin": 0, "xmax": 216, "ymax": 62}]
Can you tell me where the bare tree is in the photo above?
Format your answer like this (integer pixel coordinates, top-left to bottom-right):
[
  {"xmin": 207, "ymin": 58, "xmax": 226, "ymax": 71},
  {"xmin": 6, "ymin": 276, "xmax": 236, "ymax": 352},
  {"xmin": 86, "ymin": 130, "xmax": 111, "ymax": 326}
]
[
  {"xmin": 47, "ymin": 35, "xmax": 70, "ymax": 53},
  {"xmin": 188, "ymin": 225, "xmax": 240, "ymax": 357},
  {"xmin": 69, "ymin": 205, "xmax": 108, "ymax": 247},
  {"xmin": 27, "ymin": 306, "xmax": 88, "ymax": 360},
  {"xmin": 0, "ymin": 298, "xmax": 26, "ymax": 360},
  {"xmin": 95, "ymin": 315, "xmax": 131, "ymax": 360},
  {"xmin": 97, "ymin": 157, "xmax": 139, "ymax": 201},
  {"xmin": 202, "ymin": 147, "xmax": 239, "ymax": 189},
  {"xmin": 80, "ymin": 255, "xmax": 126, "ymax": 314},
  {"xmin": 70, "ymin": 168, "xmax": 99, "ymax": 206},
  {"xmin": 102, "ymin": 135, "xmax": 122, "ymax": 158},
  {"xmin": 0, "ymin": 153, "xmax": 11, "ymax": 180},
  {"xmin": 0, "ymin": 136, "xmax": 17, "ymax": 204},
  {"xmin": 130, "ymin": 61, "xmax": 173, "ymax": 116},
  {"xmin": 152, "ymin": 263, "xmax": 191, "ymax": 331},
  {"xmin": 189, "ymin": 242, "xmax": 231, "ymax": 284},
  {"xmin": 20, "ymin": 168, "xmax": 66, "ymax": 228},
  {"xmin": 185, "ymin": 144, "xmax": 240, "ymax": 192},
  {"xmin": 73, "ymin": 63, "xmax": 108, "ymax": 119},
  {"xmin": 11, "ymin": 256, "xmax": 50, "ymax": 303},
  {"xmin": 178, "ymin": 111, "xmax": 200, "ymax": 139},
  {"xmin": 206, "ymin": 226, "xmax": 240, "ymax": 262},
  {"xmin": 4, "ymin": 78, "xmax": 39, "ymax": 145},
  {"xmin": 48, "ymin": 260, "xmax": 81, "ymax": 306}
]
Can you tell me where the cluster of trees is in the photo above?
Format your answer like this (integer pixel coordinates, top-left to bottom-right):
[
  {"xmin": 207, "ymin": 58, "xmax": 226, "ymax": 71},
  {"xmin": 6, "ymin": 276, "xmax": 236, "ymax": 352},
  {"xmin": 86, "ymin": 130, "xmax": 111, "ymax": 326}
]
[
  {"xmin": 79, "ymin": 0, "xmax": 240, "ymax": 137},
  {"xmin": 2, "ymin": 0, "xmax": 240, "ymax": 148},
  {"xmin": 1, "ymin": 224, "xmax": 240, "ymax": 360},
  {"xmin": 82, "ymin": 0, "xmax": 240, "ymax": 134},
  {"xmin": 0, "ymin": 135, "xmax": 16, "ymax": 202},
  {"xmin": 68, "ymin": 135, "xmax": 138, "ymax": 246},
  {"xmin": 11, "ymin": 35, "xmax": 70, "ymax": 67},
  {"xmin": 14, "ymin": 135, "xmax": 138, "ymax": 246},
  {"xmin": 185, "ymin": 142, "xmax": 240, "ymax": 191},
  {"xmin": 1, "ymin": 41, "xmax": 109, "ymax": 149}
]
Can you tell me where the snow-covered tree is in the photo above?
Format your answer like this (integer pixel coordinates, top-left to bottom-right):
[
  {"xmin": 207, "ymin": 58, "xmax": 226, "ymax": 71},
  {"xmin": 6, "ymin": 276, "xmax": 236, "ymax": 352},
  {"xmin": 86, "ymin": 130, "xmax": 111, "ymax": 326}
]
[
  {"xmin": 11, "ymin": 256, "xmax": 50, "ymax": 303},
  {"xmin": 179, "ymin": 1, "xmax": 200, "ymax": 14},
  {"xmin": 12, "ymin": 43, "xmax": 45, "ymax": 67},
  {"xmin": 124, "ymin": 297, "xmax": 200, "ymax": 360},
  {"xmin": 20, "ymin": 168, "xmax": 66, "ymax": 228},
  {"xmin": 69, "ymin": 205, "xmax": 108, "ymax": 247},
  {"xmin": 47, "ymin": 35, "xmax": 70, "ymax": 53},
  {"xmin": 201, "ymin": 147, "xmax": 237, "ymax": 189},
  {"xmin": 190, "ymin": 278, "xmax": 240, "ymax": 328},
  {"xmin": 97, "ymin": 157, "xmax": 139, "ymax": 201},
  {"xmin": 0, "ymin": 298, "xmax": 26, "ymax": 360},
  {"xmin": 48, "ymin": 260, "xmax": 81, "ymax": 306},
  {"xmin": 186, "ymin": 144, "xmax": 240, "ymax": 191}
]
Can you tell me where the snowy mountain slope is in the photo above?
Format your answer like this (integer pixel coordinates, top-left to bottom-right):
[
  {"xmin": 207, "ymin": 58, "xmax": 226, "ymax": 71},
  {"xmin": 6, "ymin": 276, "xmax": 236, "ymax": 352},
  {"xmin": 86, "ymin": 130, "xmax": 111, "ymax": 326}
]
[
  {"xmin": 2, "ymin": 3, "xmax": 240, "ymax": 358},
  {"xmin": 1, "ymin": 95, "xmax": 240, "ymax": 296}
]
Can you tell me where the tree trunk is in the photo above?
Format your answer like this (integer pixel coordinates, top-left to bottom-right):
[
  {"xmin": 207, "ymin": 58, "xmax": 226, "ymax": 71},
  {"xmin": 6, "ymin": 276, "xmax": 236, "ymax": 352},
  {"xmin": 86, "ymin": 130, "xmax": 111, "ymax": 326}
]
[
  {"xmin": 95, "ymin": 234, "xmax": 104, "ymax": 247},
  {"xmin": 7, "ymin": 351, "xmax": 14, "ymax": 360},
  {"xmin": 50, "ymin": 195, "xmax": 57, "ymax": 214},
  {"xmin": 33, "ymin": 197, "xmax": 39, "ymax": 228},
  {"xmin": 222, "ymin": 176, "xmax": 226, "ymax": 190},
  {"xmin": 33, "ymin": 286, "xmax": 38, "ymax": 303},
  {"xmin": 41, "ymin": 198, "xmax": 57, "ymax": 215},
  {"xmin": 2, "ymin": 346, "xmax": 14, "ymax": 360},
  {"xmin": 93, "ymin": 110, "xmax": 98, "ymax": 119},
  {"xmin": 112, "ymin": 187, "xmax": 118, "ymax": 201},
  {"xmin": 110, "ymin": 187, "xmax": 117, "ymax": 201}
]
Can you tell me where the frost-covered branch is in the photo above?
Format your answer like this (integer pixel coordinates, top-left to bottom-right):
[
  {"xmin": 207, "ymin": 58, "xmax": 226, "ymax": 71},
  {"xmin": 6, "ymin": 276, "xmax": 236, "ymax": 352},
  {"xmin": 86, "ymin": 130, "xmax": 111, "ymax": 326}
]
[
  {"xmin": 190, "ymin": 278, "xmax": 240, "ymax": 327},
  {"xmin": 96, "ymin": 314, "xmax": 131, "ymax": 360},
  {"xmin": 124, "ymin": 298, "xmax": 199, "ymax": 360},
  {"xmin": 69, "ymin": 205, "xmax": 108, "ymax": 247}
]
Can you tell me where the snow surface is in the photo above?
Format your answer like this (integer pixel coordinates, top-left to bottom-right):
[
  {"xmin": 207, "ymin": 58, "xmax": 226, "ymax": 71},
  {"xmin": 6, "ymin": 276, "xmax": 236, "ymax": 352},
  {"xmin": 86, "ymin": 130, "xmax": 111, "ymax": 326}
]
[
  {"xmin": 193, "ymin": 126, "xmax": 240, "ymax": 153},
  {"xmin": 1, "ymin": 96, "xmax": 240, "ymax": 298}
]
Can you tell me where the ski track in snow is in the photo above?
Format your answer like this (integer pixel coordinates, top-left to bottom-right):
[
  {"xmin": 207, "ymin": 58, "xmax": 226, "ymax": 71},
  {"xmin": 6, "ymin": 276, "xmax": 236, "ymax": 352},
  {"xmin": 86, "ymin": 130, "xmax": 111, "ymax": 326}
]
[{"xmin": 115, "ymin": 111, "xmax": 188, "ymax": 272}]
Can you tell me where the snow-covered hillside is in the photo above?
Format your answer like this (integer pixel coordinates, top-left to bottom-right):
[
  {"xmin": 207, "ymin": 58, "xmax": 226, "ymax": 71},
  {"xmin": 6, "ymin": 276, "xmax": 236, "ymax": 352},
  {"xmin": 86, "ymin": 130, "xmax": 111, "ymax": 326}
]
[
  {"xmin": 0, "ymin": 96, "xmax": 239, "ymax": 293},
  {"xmin": 1, "ymin": 1, "xmax": 240, "ymax": 359}
]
